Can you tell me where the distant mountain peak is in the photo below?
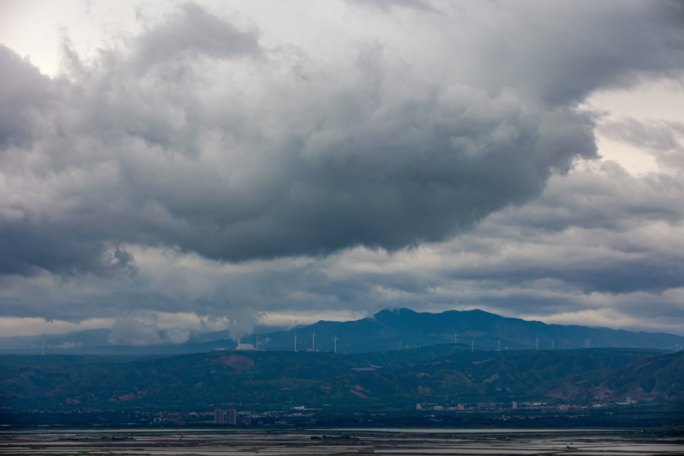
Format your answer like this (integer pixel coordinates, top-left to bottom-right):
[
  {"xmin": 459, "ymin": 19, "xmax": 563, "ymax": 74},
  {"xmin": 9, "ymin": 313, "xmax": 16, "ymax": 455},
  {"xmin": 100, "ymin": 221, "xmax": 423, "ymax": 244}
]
[
  {"xmin": 3, "ymin": 306, "xmax": 683, "ymax": 355},
  {"xmin": 373, "ymin": 307, "xmax": 417, "ymax": 318},
  {"xmin": 373, "ymin": 307, "xmax": 499, "ymax": 321},
  {"xmin": 462, "ymin": 308, "xmax": 495, "ymax": 315}
]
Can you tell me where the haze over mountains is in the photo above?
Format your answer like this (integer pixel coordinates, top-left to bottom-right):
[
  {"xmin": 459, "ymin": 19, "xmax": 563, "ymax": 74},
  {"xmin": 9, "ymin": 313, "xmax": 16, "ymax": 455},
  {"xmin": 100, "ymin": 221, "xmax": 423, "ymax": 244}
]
[{"xmin": 3, "ymin": 308, "xmax": 683, "ymax": 355}]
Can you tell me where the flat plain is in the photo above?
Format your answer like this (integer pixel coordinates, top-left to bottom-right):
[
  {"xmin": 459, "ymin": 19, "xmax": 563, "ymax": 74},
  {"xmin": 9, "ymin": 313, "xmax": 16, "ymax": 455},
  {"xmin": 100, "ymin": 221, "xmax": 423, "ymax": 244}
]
[{"xmin": 1, "ymin": 428, "xmax": 683, "ymax": 455}]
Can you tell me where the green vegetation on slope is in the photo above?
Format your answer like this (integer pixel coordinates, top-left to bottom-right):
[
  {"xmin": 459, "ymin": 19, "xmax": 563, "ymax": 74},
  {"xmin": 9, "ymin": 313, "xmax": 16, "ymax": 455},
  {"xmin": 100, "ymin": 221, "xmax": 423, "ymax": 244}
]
[{"xmin": 2, "ymin": 346, "xmax": 680, "ymax": 413}]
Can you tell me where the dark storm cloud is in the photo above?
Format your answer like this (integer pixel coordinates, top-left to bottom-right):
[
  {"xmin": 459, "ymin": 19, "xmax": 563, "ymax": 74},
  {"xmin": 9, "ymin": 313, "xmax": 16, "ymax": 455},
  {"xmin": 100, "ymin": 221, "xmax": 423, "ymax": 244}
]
[
  {"xmin": 469, "ymin": 1, "xmax": 684, "ymax": 106},
  {"xmin": 0, "ymin": 46, "xmax": 50, "ymax": 148},
  {"xmin": 2, "ymin": 158, "xmax": 684, "ymax": 334},
  {"xmin": 0, "ymin": 1, "xmax": 682, "ymax": 280},
  {"xmin": 134, "ymin": 3, "xmax": 260, "ymax": 68}
]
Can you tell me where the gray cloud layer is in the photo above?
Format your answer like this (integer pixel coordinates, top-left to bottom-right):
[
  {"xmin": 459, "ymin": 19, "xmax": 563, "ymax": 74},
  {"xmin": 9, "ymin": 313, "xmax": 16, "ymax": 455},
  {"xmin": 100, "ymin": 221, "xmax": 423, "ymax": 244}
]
[{"xmin": 1, "ymin": 1, "xmax": 684, "ymax": 336}]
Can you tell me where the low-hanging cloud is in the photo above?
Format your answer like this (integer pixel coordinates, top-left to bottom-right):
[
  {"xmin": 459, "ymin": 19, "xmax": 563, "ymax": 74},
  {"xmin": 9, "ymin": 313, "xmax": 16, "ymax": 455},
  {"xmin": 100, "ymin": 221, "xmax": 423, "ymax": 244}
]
[{"xmin": 0, "ymin": 0, "xmax": 683, "ymax": 280}]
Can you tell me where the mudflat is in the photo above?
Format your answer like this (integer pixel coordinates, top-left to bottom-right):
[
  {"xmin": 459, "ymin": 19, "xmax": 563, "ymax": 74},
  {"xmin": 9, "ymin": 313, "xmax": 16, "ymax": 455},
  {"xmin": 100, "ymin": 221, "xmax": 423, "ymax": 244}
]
[{"xmin": 1, "ymin": 428, "xmax": 683, "ymax": 455}]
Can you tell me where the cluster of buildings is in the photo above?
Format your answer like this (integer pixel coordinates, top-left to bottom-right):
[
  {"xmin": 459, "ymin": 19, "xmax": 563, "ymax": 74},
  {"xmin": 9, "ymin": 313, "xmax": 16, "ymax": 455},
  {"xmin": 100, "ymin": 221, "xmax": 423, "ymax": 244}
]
[
  {"xmin": 214, "ymin": 408, "xmax": 238, "ymax": 425},
  {"xmin": 414, "ymin": 398, "xmax": 640, "ymax": 414}
]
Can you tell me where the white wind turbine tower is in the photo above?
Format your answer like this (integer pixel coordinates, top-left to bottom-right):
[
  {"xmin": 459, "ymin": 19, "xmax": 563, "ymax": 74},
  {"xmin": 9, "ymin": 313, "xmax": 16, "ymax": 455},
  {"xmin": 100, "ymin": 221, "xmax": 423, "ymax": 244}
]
[
  {"xmin": 294, "ymin": 333, "xmax": 298, "ymax": 352},
  {"xmin": 334, "ymin": 335, "xmax": 338, "ymax": 354}
]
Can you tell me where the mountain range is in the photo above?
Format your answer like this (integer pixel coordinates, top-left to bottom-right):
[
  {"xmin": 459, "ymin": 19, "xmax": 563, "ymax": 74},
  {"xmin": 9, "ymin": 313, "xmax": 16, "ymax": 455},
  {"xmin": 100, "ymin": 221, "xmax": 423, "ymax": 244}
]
[
  {"xmin": 3, "ymin": 310, "xmax": 683, "ymax": 424},
  {"xmin": 3, "ymin": 308, "xmax": 683, "ymax": 355},
  {"xmin": 2, "ymin": 346, "xmax": 682, "ymax": 416},
  {"xmin": 255, "ymin": 308, "xmax": 684, "ymax": 353}
]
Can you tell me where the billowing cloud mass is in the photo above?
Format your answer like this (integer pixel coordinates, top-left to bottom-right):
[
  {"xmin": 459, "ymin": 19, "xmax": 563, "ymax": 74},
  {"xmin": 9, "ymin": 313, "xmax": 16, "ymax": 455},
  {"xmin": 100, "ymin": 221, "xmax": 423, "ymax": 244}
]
[{"xmin": 1, "ymin": 0, "xmax": 684, "ymax": 340}]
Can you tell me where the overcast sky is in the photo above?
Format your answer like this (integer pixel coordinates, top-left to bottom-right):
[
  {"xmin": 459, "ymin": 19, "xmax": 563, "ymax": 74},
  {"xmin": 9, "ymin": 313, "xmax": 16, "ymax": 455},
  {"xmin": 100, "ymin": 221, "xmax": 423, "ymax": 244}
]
[{"xmin": 1, "ymin": 0, "xmax": 683, "ymax": 342}]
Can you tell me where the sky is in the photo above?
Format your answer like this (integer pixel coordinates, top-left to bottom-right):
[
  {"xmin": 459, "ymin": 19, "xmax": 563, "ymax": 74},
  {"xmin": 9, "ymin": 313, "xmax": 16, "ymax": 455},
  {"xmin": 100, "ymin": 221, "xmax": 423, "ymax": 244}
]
[{"xmin": 1, "ymin": 0, "xmax": 683, "ymax": 343}]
